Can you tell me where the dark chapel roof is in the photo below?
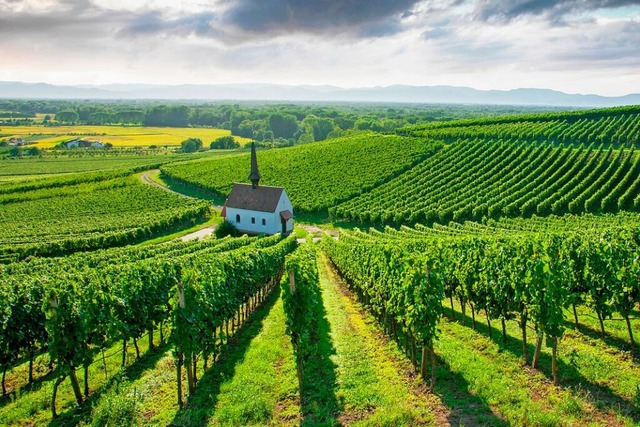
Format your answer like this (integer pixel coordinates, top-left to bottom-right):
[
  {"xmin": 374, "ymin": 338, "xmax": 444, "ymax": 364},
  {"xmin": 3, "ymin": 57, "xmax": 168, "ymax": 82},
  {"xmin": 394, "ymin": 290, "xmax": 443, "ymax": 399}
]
[{"xmin": 225, "ymin": 183, "xmax": 285, "ymax": 213}]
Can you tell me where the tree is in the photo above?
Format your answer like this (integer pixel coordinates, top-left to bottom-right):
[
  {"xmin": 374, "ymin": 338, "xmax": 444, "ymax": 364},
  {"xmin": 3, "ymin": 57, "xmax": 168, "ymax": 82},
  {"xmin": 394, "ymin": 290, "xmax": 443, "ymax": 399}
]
[
  {"xmin": 115, "ymin": 110, "xmax": 144, "ymax": 125},
  {"xmin": 55, "ymin": 110, "xmax": 79, "ymax": 124},
  {"xmin": 210, "ymin": 135, "xmax": 239, "ymax": 149},
  {"xmin": 88, "ymin": 111, "xmax": 113, "ymax": 125},
  {"xmin": 26, "ymin": 146, "xmax": 41, "ymax": 156},
  {"xmin": 300, "ymin": 115, "xmax": 334, "ymax": 142},
  {"xmin": 181, "ymin": 138, "xmax": 203, "ymax": 153},
  {"xmin": 269, "ymin": 113, "xmax": 298, "ymax": 139},
  {"xmin": 145, "ymin": 105, "xmax": 191, "ymax": 127},
  {"xmin": 230, "ymin": 111, "xmax": 251, "ymax": 135}
]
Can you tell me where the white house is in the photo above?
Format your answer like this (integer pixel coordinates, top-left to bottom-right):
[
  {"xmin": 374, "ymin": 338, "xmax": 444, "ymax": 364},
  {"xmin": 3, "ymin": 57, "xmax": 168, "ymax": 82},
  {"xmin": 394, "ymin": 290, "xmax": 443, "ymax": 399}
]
[{"xmin": 221, "ymin": 143, "xmax": 294, "ymax": 235}]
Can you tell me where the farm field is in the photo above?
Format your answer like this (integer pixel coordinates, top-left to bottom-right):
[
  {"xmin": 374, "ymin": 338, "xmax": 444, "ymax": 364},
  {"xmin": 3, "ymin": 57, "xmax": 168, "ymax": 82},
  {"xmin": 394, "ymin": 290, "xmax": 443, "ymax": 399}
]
[
  {"xmin": 3, "ymin": 104, "xmax": 640, "ymax": 426},
  {"xmin": 0, "ymin": 154, "xmax": 183, "ymax": 176},
  {"xmin": 0, "ymin": 125, "xmax": 250, "ymax": 148}
]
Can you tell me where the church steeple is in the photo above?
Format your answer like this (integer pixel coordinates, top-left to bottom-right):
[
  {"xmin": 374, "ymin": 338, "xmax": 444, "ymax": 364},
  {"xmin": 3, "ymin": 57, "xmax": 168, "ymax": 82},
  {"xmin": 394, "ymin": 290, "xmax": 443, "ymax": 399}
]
[{"xmin": 248, "ymin": 142, "xmax": 261, "ymax": 189}]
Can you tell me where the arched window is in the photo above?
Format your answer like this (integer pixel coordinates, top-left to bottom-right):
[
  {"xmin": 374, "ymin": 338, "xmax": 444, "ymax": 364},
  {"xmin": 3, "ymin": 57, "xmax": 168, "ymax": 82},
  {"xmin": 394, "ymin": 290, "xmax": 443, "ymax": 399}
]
[{"xmin": 236, "ymin": 214, "xmax": 241, "ymax": 223}]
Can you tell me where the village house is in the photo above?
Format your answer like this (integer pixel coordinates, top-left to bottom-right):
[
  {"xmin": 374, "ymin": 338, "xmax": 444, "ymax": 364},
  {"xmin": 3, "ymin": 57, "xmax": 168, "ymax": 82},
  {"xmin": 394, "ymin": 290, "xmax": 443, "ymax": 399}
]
[
  {"xmin": 221, "ymin": 143, "xmax": 294, "ymax": 235},
  {"xmin": 65, "ymin": 139, "xmax": 104, "ymax": 149}
]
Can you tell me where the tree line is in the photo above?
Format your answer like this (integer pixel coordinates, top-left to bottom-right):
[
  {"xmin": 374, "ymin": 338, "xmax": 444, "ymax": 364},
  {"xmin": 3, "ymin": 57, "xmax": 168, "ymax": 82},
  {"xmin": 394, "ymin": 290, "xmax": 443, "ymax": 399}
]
[{"xmin": 0, "ymin": 99, "xmax": 558, "ymax": 146}]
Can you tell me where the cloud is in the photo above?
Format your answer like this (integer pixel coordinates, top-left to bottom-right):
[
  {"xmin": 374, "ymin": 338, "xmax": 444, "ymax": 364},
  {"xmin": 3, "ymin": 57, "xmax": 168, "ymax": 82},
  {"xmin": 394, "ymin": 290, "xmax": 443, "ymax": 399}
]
[
  {"xmin": 0, "ymin": 0, "xmax": 638, "ymax": 96},
  {"xmin": 472, "ymin": 0, "xmax": 640, "ymax": 24},
  {"xmin": 547, "ymin": 20, "xmax": 640, "ymax": 67},
  {"xmin": 122, "ymin": 11, "xmax": 224, "ymax": 38},
  {"xmin": 221, "ymin": 0, "xmax": 420, "ymax": 35}
]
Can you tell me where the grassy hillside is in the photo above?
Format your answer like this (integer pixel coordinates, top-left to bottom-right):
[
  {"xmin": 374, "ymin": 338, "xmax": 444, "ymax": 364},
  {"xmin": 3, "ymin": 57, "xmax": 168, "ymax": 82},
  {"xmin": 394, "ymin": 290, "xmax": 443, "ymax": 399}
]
[{"xmin": 160, "ymin": 132, "xmax": 442, "ymax": 213}]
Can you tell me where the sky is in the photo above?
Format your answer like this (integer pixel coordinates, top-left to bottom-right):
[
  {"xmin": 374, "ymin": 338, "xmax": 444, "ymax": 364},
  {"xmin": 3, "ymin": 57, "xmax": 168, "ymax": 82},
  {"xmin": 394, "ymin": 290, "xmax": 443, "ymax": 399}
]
[{"xmin": 0, "ymin": 0, "xmax": 639, "ymax": 96}]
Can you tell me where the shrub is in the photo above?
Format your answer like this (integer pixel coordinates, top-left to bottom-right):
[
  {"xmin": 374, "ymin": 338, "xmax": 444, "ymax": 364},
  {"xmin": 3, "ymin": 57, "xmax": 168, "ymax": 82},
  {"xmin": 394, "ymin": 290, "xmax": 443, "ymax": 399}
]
[
  {"xmin": 210, "ymin": 135, "xmax": 239, "ymax": 149},
  {"xmin": 215, "ymin": 220, "xmax": 241, "ymax": 238}
]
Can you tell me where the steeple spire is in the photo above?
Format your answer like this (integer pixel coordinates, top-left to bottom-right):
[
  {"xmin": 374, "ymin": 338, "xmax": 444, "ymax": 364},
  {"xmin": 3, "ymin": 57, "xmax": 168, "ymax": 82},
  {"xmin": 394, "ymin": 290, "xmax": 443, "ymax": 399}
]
[{"xmin": 248, "ymin": 142, "xmax": 261, "ymax": 189}]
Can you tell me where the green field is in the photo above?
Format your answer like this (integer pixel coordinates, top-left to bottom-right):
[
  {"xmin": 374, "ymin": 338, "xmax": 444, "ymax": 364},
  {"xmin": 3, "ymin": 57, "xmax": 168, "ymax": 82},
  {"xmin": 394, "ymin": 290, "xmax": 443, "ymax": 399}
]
[{"xmin": 2, "ymin": 105, "xmax": 640, "ymax": 426}]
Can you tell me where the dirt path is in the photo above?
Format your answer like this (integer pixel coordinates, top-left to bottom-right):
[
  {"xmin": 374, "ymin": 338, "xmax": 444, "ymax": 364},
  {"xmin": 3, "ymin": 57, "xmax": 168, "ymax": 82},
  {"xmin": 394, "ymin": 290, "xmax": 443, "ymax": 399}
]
[
  {"xmin": 140, "ymin": 169, "xmax": 194, "ymax": 199},
  {"xmin": 140, "ymin": 170, "xmax": 218, "ymax": 241},
  {"xmin": 180, "ymin": 227, "xmax": 216, "ymax": 242}
]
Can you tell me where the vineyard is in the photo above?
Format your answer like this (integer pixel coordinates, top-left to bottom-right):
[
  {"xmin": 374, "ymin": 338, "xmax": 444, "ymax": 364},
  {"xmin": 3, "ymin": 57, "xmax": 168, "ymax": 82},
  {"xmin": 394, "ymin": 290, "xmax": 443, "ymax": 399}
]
[
  {"xmin": 333, "ymin": 139, "xmax": 640, "ymax": 224},
  {"xmin": 0, "ymin": 233, "xmax": 297, "ymax": 424},
  {"xmin": 160, "ymin": 132, "xmax": 441, "ymax": 213},
  {"xmin": 400, "ymin": 106, "xmax": 640, "ymax": 147},
  {"xmin": 3, "ymin": 104, "xmax": 640, "ymax": 425},
  {"xmin": 322, "ymin": 213, "xmax": 640, "ymax": 425},
  {"xmin": 0, "ymin": 174, "xmax": 211, "ymax": 260}
]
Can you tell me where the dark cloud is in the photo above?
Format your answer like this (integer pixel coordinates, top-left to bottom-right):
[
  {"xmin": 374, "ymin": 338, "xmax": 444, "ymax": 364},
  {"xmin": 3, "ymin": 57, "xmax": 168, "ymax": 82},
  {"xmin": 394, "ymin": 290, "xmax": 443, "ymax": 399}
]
[
  {"xmin": 473, "ymin": 0, "xmax": 640, "ymax": 23},
  {"xmin": 221, "ymin": 0, "xmax": 420, "ymax": 36},
  {"xmin": 123, "ymin": 11, "xmax": 224, "ymax": 38}
]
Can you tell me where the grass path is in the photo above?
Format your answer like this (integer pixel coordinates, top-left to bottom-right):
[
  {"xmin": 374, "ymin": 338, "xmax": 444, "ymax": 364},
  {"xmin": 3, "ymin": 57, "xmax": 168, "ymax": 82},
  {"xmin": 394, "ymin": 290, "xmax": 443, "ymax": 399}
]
[
  {"xmin": 174, "ymin": 289, "xmax": 301, "ymax": 427},
  {"xmin": 435, "ymin": 301, "xmax": 640, "ymax": 427},
  {"xmin": 314, "ymin": 252, "xmax": 444, "ymax": 426}
]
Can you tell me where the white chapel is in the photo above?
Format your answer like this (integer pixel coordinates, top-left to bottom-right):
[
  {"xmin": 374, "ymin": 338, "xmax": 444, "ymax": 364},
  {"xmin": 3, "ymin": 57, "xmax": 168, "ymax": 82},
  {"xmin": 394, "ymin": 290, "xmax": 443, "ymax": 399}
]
[{"xmin": 221, "ymin": 143, "xmax": 294, "ymax": 235}]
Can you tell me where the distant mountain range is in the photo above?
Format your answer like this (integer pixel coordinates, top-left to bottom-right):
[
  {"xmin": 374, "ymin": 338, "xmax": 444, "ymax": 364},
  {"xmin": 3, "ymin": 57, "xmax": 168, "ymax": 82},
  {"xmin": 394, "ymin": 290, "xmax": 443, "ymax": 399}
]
[{"xmin": 0, "ymin": 81, "xmax": 638, "ymax": 107}]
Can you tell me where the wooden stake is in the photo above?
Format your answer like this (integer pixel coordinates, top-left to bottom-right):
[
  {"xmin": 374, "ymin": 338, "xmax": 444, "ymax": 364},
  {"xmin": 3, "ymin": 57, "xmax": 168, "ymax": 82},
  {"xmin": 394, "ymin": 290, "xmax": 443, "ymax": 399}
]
[
  {"xmin": 102, "ymin": 349, "xmax": 109, "ymax": 380},
  {"xmin": 122, "ymin": 339, "xmax": 127, "ymax": 367},
  {"xmin": 28, "ymin": 350, "xmax": 34, "ymax": 384},
  {"xmin": 552, "ymin": 336, "xmax": 559, "ymax": 385},
  {"xmin": 133, "ymin": 336, "xmax": 140, "ymax": 359},
  {"xmin": 520, "ymin": 313, "xmax": 528, "ymax": 363},
  {"xmin": 461, "ymin": 299, "xmax": 466, "ymax": 326},
  {"xmin": 1, "ymin": 365, "xmax": 6, "ymax": 396},
  {"xmin": 186, "ymin": 354, "xmax": 195, "ymax": 395},
  {"xmin": 176, "ymin": 352, "xmax": 184, "ymax": 408},
  {"xmin": 625, "ymin": 314, "xmax": 636, "ymax": 349},
  {"xmin": 450, "ymin": 295, "xmax": 456, "ymax": 320},
  {"xmin": 84, "ymin": 365, "xmax": 89, "ymax": 397},
  {"xmin": 289, "ymin": 269, "xmax": 296, "ymax": 292},
  {"xmin": 69, "ymin": 367, "xmax": 83, "ymax": 405},
  {"xmin": 51, "ymin": 376, "xmax": 64, "ymax": 418},
  {"xmin": 532, "ymin": 333, "xmax": 543, "ymax": 369},
  {"xmin": 597, "ymin": 310, "xmax": 606, "ymax": 338},
  {"xmin": 471, "ymin": 304, "xmax": 476, "ymax": 330}
]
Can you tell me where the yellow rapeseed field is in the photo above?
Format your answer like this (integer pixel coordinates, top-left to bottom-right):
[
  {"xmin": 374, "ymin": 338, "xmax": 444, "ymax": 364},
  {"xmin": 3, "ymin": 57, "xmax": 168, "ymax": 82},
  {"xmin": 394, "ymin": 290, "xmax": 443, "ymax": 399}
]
[{"xmin": 0, "ymin": 125, "xmax": 250, "ymax": 148}]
